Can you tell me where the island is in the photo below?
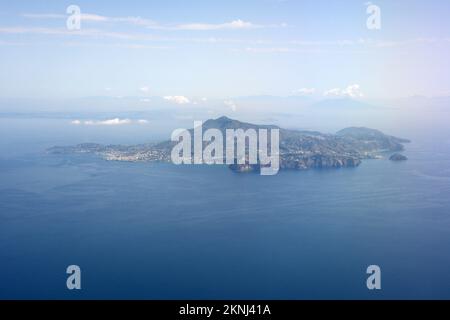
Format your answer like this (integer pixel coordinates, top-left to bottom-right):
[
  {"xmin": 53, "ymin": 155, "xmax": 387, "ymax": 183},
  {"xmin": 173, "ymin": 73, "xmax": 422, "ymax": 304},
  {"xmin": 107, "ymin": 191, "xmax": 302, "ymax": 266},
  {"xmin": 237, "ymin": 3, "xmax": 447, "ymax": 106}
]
[
  {"xmin": 389, "ymin": 153, "xmax": 408, "ymax": 161},
  {"xmin": 48, "ymin": 116, "xmax": 410, "ymax": 173}
]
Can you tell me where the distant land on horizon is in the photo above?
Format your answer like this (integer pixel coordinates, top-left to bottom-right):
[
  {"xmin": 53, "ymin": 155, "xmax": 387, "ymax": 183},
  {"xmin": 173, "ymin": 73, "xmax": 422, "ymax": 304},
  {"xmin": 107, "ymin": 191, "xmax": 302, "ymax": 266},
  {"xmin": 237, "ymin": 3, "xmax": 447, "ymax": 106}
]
[
  {"xmin": 48, "ymin": 116, "xmax": 410, "ymax": 173},
  {"xmin": 5, "ymin": 95, "xmax": 449, "ymax": 114}
]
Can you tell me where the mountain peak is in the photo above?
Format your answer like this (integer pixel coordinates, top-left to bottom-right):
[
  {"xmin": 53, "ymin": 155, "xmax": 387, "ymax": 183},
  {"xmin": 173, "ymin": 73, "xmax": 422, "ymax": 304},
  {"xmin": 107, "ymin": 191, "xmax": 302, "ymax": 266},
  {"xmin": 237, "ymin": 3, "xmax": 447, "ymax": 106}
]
[
  {"xmin": 215, "ymin": 116, "xmax": 233, "ymax": 122},
  {"xmin": 201, "ymin": 116, "xmax": 278, "ymax": 132}
]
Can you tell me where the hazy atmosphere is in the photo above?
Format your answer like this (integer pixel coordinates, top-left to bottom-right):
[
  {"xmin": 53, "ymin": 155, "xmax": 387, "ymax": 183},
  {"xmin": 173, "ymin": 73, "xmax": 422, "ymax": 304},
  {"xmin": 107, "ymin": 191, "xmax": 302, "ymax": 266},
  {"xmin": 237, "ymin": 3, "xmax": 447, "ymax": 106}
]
[{"xmin": 1, "ymin": 0, "xmax": 450, "ymax": 301}]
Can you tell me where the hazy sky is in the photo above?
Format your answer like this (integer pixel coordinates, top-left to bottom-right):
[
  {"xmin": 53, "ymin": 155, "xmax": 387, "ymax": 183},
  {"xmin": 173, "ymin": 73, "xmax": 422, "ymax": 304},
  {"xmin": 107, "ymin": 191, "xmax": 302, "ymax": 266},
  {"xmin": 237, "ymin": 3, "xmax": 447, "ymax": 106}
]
[{"xmin": 0, "ymin": 0, "xmax": 449, "ymax": 100}]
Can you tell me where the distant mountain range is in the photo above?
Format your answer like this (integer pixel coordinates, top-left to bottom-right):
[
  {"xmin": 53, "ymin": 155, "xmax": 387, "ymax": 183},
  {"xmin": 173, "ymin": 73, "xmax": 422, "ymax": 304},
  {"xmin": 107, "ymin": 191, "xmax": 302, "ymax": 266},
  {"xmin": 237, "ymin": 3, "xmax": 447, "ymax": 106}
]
[
  {"xmin": 48, "ymin": 116, "xmax": 410, "ymax": 173},
  {"xmin": 3, "ymin": 95, "xmax": 450, "ymax": 114},
  {"xmin": 310, "ymin": 97, "xmax": 374, "ymax": 109}
]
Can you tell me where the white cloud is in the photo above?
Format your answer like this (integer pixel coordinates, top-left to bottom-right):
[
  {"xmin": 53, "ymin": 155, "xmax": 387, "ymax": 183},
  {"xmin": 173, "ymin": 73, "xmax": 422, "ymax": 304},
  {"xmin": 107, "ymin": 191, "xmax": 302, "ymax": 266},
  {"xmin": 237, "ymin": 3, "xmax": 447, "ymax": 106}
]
[
  {"xmin": 5, "ymin": 22, "xmax": 447, "ymax": 49},
  {"xmin": 343, "ymin": 84, "xmax": 364, "ymax": 98},
  {"xmin": 164, "ymin": 95, "xmax": 190, "ymax": 104},
  {"xmin": 324, "ymin": 84, "xmax": 364, "ymax": 98},
  {"xmin": 81, "ymin": 118, "xmax": 132, "ymax": 126},
  {"xmin": 224, "ymin": 100, "xmax": 237, "ymax": 111},
  {"xmin": 79, "ymin": 14, "xmax": 109, "ymax": 22},
  {"xmin": 293, "ymin": 88, "xmax": 315, "ymax": 96},
  {"xmin": 323, "ymin": 88, "xmax": 342, "ymax": 97},
  {"xmin": 71, "ymin": 118, "xmax": 150, "ymax": 126},
  {"xmin": 174, "ymin": 19, "xmax": 258, "ymax": 31},
  {"xmin": 0, "ymin": 26, "xmax": 161, "ymax": 41},
  {"xmin": 22, "ymin": 12, "xmax": 156, "ymax": 27},
  {"xmin": 22, "ymin": 13, "xmax": 271, "ymax": 31},
  {"xmin": 21, "ymin": 13, "xmax": 66, "ymax": 19},
  {"xmin": 140, "ymin": 86, "xmax": 150, "ymax": 93}
]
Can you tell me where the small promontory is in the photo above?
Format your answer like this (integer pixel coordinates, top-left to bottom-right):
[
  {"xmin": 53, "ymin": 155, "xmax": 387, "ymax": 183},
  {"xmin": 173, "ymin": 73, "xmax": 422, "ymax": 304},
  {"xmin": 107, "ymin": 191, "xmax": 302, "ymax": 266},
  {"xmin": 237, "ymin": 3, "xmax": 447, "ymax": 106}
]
[{"xmin": 389, "ymin": 153, "xmax": 408, "ymax": 161}]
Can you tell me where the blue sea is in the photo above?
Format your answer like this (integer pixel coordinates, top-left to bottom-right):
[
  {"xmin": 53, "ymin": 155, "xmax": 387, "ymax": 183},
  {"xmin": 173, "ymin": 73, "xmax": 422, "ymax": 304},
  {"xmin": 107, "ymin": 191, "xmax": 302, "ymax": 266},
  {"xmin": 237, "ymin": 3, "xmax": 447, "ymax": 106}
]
[{"xmin": 1, "ymin": 116, "xmax": 450, "ymax": 299}]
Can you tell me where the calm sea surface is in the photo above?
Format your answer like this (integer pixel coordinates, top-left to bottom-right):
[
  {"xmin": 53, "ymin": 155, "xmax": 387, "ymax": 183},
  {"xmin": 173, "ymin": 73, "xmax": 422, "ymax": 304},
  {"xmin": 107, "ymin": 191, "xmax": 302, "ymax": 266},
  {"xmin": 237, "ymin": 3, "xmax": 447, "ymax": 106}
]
[{"xmin": 1, "ymin": 117, "xmax": 450, "ymax": 299}]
